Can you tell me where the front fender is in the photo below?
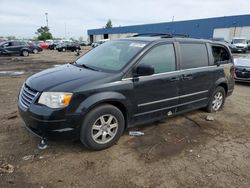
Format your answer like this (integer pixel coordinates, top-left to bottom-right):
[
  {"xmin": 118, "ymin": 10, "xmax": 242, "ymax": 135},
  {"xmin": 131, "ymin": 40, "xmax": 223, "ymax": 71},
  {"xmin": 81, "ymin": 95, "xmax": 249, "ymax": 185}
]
[
  {"xmin": 21, "ymin": 48, "xmax": 32, "ymax": 52},
  {"xmin": 75, "ymin": 91, "xmax": 131, "ymax": 114}
]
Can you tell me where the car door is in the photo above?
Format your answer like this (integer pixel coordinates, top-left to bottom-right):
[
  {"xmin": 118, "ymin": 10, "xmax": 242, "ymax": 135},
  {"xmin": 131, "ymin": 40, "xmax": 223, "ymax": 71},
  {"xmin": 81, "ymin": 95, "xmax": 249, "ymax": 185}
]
[
  {"xmin": 177, "ymin": 42, "xmax": 212, "ymax": 112},
  {"xmin": 67, "ymin": 42, "xmax": 73, "ymax": 50},
  {"xmin": 5, "ymin": 41, "xmax": 20, "ymax": 53},
  {"xmin": 132, "ymin": 43, "xmax": 181, "ymax": 119},
  {"xmin": 0, "ymin": 42, "xmax": 8, "ymax": 54},
  {"xmin": 2, "ymin": 42, "xmax": 13, "ymax": 53}
]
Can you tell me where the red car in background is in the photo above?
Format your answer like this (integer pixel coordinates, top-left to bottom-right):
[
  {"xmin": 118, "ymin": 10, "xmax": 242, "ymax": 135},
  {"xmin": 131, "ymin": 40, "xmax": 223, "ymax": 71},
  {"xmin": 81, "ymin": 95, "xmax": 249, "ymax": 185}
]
[{"xmin": 38, "ymin": 42, "xmax": 49, "ymax": 49}]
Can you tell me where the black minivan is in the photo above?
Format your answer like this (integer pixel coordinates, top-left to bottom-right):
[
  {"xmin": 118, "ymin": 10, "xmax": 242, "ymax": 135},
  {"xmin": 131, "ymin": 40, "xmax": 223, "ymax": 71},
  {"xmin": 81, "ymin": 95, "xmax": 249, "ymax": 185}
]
[{"xmin": 18, "ymin": 36, "xmax": 235, "ymax": 150}]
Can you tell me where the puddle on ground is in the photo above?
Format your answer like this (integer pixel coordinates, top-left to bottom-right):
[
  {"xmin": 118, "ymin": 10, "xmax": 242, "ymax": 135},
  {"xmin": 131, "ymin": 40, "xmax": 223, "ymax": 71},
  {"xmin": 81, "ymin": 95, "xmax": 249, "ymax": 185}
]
[{"xmin": 0, "ymin": 70, "xmax": 26, "ymax": 76}]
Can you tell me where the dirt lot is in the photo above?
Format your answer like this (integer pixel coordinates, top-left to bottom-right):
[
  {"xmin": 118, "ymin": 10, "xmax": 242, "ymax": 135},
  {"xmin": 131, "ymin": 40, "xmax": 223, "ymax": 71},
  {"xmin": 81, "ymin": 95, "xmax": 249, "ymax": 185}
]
[{"xmin": 0, "ymin": 50, "xmax": 250, "ymax": 188}]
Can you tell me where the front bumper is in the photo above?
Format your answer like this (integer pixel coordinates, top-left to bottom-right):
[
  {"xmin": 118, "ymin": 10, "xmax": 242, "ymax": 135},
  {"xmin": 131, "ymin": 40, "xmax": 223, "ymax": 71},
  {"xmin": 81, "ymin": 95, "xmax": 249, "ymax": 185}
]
[
  {"xmin": 235, "ymin": 77, "xmax": 250, "ymax": 83},
  {"xmin": 231, "ymin": 47, "xmax": 247, "ymax": 52},
  {"xmin": 18, "ymin": 101, "xmax": 83, "ymax": 138},
  {"xmin": 235, "ymin": 68, "xmax": 250, "ymax": 82}
]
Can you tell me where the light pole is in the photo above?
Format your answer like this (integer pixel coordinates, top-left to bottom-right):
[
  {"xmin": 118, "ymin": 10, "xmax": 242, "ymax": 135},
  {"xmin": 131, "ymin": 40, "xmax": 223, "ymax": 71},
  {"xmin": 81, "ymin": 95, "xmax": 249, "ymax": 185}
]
[{"xmin": 45, "ymin": 12, "xmax": 48, "ymax": 28}]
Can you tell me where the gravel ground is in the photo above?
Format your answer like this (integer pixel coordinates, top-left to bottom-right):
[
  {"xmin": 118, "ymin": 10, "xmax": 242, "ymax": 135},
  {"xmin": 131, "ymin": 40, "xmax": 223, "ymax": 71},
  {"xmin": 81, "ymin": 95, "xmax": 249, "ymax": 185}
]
[{"xmin": 0, "ymin": 50, "xmax": 250, "ymax": 188}]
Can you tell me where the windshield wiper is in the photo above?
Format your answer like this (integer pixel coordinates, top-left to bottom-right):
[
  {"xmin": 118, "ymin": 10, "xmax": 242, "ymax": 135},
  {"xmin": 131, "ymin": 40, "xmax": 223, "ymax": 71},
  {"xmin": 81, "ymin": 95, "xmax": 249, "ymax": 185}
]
[
  {"xmin": 81, "ymin": 64, "xmax": 100, "ymax": 71},
  {"xmin": 71, "ymin": 61, "xmax": 100, "ymax": 71}
]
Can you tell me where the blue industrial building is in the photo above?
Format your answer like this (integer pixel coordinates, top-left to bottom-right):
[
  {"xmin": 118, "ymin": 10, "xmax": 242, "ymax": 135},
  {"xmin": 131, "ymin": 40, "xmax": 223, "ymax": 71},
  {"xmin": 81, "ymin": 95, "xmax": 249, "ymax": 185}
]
[{"xmin": 87, "ymin": 14, "xmax": 250, "ymax": 42}]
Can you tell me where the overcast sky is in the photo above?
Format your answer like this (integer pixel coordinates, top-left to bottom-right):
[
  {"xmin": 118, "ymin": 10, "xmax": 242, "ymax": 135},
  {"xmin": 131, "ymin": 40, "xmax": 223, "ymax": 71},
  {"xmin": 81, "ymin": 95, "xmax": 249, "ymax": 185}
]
[{"xmin": 0, "ymin": 0, "xmax": 249, "ymax": 40}]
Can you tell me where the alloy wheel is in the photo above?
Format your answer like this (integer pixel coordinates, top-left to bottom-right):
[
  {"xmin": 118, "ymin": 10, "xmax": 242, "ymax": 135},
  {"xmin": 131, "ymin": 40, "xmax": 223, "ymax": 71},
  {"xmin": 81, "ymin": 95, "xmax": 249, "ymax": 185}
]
[
  {"xmin": 212, "ymin": 91, "xmax": 223, "ymax": 111},
  {"xmin": 91, "ymin": 114, "xmax": 118, "ymax": 144}
]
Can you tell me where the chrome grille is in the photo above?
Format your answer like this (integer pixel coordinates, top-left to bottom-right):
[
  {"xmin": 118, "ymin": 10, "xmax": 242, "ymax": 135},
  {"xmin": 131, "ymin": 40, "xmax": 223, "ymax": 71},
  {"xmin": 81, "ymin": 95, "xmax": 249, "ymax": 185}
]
[{"xmin": 19, "ymin": 84, "xmax": 38, "ymax": 109}]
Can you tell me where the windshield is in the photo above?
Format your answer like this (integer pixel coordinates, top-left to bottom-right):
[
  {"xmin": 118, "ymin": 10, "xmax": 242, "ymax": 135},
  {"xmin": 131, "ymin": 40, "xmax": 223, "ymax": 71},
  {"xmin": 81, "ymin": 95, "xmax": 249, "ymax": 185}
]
[
  {"xmin": 75, "ymin": 40, "xmax": 147, "ymax": 72},
  {"xmin": 233, "ymin": 39, "xmax": 247, "ymax": 44}
]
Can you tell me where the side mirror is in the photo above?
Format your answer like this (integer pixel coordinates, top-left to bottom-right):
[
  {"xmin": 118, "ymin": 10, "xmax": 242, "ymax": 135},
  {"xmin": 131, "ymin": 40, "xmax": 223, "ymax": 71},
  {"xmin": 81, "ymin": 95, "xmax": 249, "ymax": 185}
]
[{"xmin": 135, "ymin": 64, "xmax": 154, "ymax": 77}]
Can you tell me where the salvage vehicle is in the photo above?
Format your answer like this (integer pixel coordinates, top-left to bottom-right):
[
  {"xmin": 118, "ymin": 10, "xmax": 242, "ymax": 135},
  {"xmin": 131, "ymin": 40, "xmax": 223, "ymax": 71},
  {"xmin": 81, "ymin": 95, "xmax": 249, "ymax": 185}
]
[
  {"xmin": 18, "ymin": 34, "xmax": 235, "ymax": 150},
  {"xmin": 56, "ymin": 41, "xmax": 81, "ymax": 52},
  {"xmin": 230, "ymin": 38, "xmax": 248, "ymax": 53},
  {"xmin": 234, "ymin": 54, "xmax": 250, "ymax": 82},
  {"xmin": 0, "ymin": 40, "xmax": 32, "ymax": 56}
]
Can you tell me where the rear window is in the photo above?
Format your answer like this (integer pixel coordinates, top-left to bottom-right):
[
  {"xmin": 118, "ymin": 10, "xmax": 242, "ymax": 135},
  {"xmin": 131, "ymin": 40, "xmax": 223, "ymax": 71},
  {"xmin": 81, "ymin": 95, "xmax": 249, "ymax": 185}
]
[
  {"xmin": 212, "ymin": 46, "xmax": 230, "ymax": 64},
  {"xmin": 12, "ymin": 41, "xmax": 21, "ymax": 46},
  {"xmin": 180, "ymin": 43, "xmax": 209, "ymax": 69}
]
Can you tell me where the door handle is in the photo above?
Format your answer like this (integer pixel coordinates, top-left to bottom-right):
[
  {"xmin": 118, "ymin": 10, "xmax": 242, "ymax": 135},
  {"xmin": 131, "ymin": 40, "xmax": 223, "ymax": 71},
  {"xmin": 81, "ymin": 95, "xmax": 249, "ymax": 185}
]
[
  {"xmin": 182, "ymin": 74, "xmax": 193, "ymax": 80},
  {"xmin": 170, "ymin": 77, "xmax": 180, "ymax": 81}
]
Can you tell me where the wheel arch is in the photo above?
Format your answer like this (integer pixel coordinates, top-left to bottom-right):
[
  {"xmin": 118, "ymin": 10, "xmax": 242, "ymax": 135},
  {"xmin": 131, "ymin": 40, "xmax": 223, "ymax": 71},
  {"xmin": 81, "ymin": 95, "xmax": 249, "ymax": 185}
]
[
  {"xmin": 76, "ymin": 92, "xmax": 131, "ymax": 129},
  {"xmin": 217, "ymin": 82, "xmax": 228, "ymax": 95},
  {"xmin": 213, "ymin": 78, "xmax": 228, "ymax": 95}
]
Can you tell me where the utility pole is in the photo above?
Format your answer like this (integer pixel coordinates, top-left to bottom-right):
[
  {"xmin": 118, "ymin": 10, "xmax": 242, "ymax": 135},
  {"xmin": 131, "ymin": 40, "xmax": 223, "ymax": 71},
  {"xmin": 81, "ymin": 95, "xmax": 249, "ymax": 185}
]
[
  {"xmin": 172, "ymin": 16, "xmax": 175, "ymax": 22},
  {"xmin": 45, "ymin": 12, "xmax": 48, "ymax": 28},
  {"xmin": 64, "ymin": 23, "xmax": 67, "ymax": 39}
]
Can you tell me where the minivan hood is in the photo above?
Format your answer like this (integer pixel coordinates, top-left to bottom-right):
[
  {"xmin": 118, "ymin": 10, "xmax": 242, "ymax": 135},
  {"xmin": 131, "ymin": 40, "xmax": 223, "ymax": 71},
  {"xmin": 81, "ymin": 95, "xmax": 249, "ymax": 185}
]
[
  {"xmin": 26, "ymin": 64, "xmax": 111, "ymax": 92},
  {"xmin": 234, "ymin": 58, "xmax": 250, "ymax": 68}
]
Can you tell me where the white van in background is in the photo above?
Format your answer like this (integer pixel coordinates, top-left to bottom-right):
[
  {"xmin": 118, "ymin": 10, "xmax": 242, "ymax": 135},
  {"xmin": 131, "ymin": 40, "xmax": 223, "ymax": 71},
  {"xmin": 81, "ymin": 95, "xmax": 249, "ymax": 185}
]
[{"xmin": 231, "ymin": 37, "xmax": 248, "ymax": 53}]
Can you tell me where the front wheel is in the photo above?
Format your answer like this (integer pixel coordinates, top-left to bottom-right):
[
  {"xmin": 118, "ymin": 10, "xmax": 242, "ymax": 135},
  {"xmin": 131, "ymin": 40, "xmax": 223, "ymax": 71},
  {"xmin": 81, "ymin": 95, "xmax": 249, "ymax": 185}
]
[
  {"xmin": 80, "ymin": 104, "xmax": 125, "ymax": 150},
  {"xmin": 206, "ymin": 86, "xmax": 226, "ymax": 113}
]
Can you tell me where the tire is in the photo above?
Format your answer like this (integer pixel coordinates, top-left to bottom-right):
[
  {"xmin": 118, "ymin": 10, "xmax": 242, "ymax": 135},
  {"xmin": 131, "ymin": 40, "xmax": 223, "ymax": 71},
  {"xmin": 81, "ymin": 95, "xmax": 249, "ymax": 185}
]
[
  {"xmin": 62, "ymin": 48, "xmax": 66, "ymax": 52},
  {"xmin": 21, "ymin": 50, "xmax": 29, "ymax": 57},
  {"xmin": 206, "ymin": 86, "xmax": 226, "ymax": 113},
  {"xmin": 33, "ymin": 49, "xmax": 38, "ymax": 54},
  {"xmin": 80, "ymin": 104, "xmax": 125, "ymax": 150}
]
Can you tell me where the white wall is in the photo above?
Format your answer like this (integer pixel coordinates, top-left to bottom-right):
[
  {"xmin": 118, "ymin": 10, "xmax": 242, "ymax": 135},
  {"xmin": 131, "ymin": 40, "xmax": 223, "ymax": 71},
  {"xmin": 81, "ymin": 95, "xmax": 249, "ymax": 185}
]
[
  {"xmin": 213, "ymin": 26, "xmax": 250, "ymax": 41},
  {"xmin": 91, "ymin": 33, "xmax": 137, "ymax": 42}
]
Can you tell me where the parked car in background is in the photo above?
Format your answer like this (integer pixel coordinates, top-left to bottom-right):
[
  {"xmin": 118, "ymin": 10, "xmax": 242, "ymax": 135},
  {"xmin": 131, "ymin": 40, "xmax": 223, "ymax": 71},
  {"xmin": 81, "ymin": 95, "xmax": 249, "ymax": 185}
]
[
  {"xmin": 0, "ymin": 40, "xmax": 32, "ymax": 56},
  {"xmin": 45, "ymin": 39, "xmax": 53, "ymax": 44},
  {"xmin": 38, "ymin": 42, "xmax": 49, "ymax": 49},
  {"xmin": 27, "ymin": 42, "xmax": 43, "ymax": 54},
  {"xmin": 230, "ymin": 38, "xmax": 248, "ymax": 53},
  {"xmin": 234, "ymin": 54, "xmax": 250, "ymax": 82},
  {"xmin": 247, "ymin": 40, "xmax": 250, "ymax": 51},
  {"xmin": 56, "ymin": 41, "xmax": 81, "ymax": 52},
  {"xmin": 80, "ymin": 41, "xmax": 91, "ymax": 46},
  {"xmin": 18, "ymin": 36, "xmax": 235, "ymax": 150},
  {"xmin": 91, "ymin": 39, "xmax": 110, "ymax": 48},
  {"xmin": 48, "ymin": 40, "xmax": 61, "ymax": 50}
]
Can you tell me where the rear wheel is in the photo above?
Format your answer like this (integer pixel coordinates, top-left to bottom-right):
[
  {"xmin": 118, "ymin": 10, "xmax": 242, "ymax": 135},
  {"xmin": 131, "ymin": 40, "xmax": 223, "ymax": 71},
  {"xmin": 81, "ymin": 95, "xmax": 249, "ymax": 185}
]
[
  {"xmin": 80, "ymin": 104, "xmax": 125, "ymax": 150},
  {"xmin": 33, "ymin": 49, "xmax": 38, "ymax": 54},
  {"xmin": 21, "ymin": 50, "xmax": 29, "ymax": 57},
  {"xmin": 206, "ymin": 86, "xmax": 226, "ymax": 113}
]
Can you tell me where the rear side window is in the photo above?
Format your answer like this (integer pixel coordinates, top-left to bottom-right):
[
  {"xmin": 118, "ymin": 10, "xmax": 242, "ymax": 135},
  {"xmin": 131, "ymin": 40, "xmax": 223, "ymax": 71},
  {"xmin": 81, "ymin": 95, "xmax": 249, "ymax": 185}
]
[
  {"xmin": 180, "ymin": 43, "xmax": 209, "ymax": 69},
  {"xmin": 212, "ymin": 46, "xmax": 230, "ymax": 64},
  {"xmin": 138, "ymin": 44, "xmax": 176, "ymax": 74},
  {"xmin": 20, "ymin": 41, "xmax": 26, "ymax": 45}
]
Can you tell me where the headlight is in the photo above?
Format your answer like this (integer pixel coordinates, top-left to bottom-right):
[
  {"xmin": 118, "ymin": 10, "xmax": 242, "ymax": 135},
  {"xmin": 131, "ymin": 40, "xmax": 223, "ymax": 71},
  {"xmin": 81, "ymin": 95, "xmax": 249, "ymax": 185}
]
[{"xmin": 38, "ymin": 92, "xmax": 73, "ymax": 108}]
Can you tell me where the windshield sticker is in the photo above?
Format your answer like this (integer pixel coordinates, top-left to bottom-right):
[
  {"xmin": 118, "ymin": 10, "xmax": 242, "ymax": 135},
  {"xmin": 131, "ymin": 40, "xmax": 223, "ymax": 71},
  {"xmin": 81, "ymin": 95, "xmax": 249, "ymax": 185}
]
[{"xmin": 129, "ymin": 43, "xmax": 146, "ymax": 48}]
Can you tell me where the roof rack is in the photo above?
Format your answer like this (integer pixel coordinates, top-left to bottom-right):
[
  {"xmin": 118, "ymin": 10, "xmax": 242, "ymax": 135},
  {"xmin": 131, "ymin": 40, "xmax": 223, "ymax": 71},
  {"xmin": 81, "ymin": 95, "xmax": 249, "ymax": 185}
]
[{"xmin": 132, "ymin": 33, "xmax": 189, "ymax": 38}]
